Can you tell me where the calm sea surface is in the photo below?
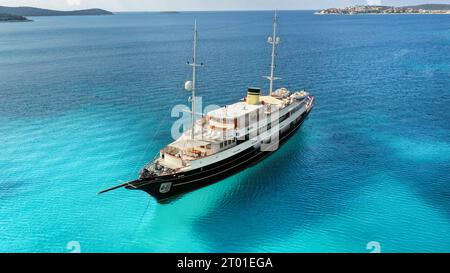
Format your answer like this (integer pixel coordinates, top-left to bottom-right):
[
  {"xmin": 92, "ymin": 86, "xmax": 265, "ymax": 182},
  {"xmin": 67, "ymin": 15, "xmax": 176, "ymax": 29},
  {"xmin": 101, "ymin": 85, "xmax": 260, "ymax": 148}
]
[{"xmin": 0, "ymin": 11, "xmax": 449, "ymax": 252}]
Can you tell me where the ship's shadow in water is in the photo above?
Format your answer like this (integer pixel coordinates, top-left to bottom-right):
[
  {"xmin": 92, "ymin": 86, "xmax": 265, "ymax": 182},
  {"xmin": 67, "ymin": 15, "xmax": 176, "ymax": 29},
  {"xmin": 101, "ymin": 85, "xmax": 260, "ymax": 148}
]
[
  {"xmin": 187, "ymin": 122, "xmax": 383, "ymax": 252},
  {"xmin": 152, "ymin": 116, "xmax": 450, "ymax": 251}
]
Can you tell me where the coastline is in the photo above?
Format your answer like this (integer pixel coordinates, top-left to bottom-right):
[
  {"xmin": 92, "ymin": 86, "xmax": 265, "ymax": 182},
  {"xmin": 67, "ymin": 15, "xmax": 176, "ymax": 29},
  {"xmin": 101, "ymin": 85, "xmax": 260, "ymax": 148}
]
[
  {"xmin": 314, "ymin": 12, "xmax": 450, "ymax": 15},
  {"xmin": 0, "ymin": 19, "xmax": 33, "ymax": 22},
  {"xmin": 316, "ymin": 4, "xmax": 450, "ymax": 16},
  {"xmin": 0, "ymin": 14, "xmax": 33, "ymax": 22}
]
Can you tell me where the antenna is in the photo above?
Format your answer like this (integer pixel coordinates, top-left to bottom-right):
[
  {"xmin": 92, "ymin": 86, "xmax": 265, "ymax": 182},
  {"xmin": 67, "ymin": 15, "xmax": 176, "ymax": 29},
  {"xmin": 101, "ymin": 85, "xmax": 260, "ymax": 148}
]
[
  {"xmin": 265, "ymin": 10, "xmax": 281, "ymax": 96},
  {"xmin": 185, "ymin": 20, "xmax": 203, "ymax": 140}
]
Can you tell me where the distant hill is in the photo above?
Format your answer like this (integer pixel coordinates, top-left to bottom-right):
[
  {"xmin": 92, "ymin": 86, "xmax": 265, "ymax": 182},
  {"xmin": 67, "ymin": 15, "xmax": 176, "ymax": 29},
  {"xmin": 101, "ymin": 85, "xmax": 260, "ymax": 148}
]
[
  {"xmin": 0, "ymin": 13, "xmax": 31, "ymax": 22},
  {"xmin": 403, "ymin": 4, "xmax": 450, "ymax": 10},
  {"xmin": 0, "ymin": 6, "xmax": 113, "ymax": 16}
]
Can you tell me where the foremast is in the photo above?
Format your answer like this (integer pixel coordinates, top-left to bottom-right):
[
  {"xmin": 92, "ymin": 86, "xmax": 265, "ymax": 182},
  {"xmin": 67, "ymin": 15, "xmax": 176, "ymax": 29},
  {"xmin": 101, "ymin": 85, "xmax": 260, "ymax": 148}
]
[{"xmin": 187, "ymin": 20, "xmax": 203, "ymax": 140}]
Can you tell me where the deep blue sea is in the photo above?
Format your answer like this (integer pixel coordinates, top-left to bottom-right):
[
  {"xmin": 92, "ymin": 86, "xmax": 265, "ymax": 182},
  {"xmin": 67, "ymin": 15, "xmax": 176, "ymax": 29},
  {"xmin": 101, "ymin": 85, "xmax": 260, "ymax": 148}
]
[{"xmin": 0, "ymin": 11, "xmax": 449, "ymax": 253}]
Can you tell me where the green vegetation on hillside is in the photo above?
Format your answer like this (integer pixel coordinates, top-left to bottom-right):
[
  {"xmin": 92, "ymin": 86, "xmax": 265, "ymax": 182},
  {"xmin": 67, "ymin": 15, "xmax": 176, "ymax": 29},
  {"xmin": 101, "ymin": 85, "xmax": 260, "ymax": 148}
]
[
  {"xmin": 0, "ymin": 6, "xmax": 113, "ymax": 16},
  {"xmin": 0, "ymin": 13, "xmax": 30, "ymax": 22},
  {"xmin": 403, "ymin": 4, "xmax": 450, "ymax": 10}
]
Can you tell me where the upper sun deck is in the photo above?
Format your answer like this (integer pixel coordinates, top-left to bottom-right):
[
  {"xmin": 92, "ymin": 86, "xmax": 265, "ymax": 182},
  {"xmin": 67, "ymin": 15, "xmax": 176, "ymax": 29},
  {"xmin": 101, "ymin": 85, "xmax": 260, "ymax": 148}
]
[
  {"xmin": 207, "ymin": 101, "xmax": 261, "ymax": 120},
  {"xmin": 207, "ymin": 95, "xmax": 285, "ymax": 120}
]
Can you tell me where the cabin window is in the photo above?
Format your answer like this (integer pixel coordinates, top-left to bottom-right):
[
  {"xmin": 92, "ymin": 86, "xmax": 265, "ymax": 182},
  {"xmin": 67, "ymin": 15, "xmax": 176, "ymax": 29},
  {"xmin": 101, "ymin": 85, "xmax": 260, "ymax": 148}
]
[
  {"xmin": 228, "ymin": 140, "xmax": 232, "ymax": 145},
  {"xmin": 220, "ymin": 142, "xmax": 223, "ymax": 148}
]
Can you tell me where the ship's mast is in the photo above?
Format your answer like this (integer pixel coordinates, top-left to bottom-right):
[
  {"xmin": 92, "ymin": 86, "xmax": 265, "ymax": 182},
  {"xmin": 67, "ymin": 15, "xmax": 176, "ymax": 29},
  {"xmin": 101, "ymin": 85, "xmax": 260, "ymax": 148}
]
[
  {"xmin": 188, "ymin": 20, "xmax": 201, "ymax": 140},
  {"xmin": 266, "ymin": 10, "xmax": 280, "ymax": 96}
]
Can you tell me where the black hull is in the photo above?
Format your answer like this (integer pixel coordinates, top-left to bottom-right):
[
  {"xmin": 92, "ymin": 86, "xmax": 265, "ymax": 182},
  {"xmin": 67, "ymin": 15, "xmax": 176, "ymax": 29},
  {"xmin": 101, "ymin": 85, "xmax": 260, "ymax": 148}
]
[{"xmin": 127, "ymin": 107, "xmax": 313, "ymax": 202}]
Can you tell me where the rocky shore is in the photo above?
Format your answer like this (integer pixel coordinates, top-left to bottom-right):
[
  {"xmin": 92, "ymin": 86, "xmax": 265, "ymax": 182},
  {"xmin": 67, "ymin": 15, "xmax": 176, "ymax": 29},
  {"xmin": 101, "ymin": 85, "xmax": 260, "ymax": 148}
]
[{"xmin": 0, "ymin": 13, "xmax": 31, "ymax": 22}]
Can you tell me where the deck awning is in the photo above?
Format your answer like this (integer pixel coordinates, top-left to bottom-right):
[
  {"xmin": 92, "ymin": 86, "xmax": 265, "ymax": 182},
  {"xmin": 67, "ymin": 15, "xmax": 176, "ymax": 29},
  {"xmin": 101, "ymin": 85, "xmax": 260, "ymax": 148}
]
[{"xmin": 169, "ymin": 139, "xmax": 210, "ymax": 149}]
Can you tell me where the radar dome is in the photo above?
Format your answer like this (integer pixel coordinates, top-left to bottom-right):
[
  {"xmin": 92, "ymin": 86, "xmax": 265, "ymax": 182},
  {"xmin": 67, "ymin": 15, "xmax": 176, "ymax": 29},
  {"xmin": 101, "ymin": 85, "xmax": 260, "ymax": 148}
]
[{"xmin": 184, "ymin": 80, "xmax": 193, "ymax": 91}]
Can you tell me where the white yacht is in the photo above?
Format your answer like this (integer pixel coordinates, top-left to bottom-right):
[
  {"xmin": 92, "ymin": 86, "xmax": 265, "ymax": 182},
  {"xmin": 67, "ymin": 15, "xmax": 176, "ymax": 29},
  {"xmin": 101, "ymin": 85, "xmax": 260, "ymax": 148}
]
[{"xmin": 100, "ymin": 12, "xmax": 314, "ymax": 202}]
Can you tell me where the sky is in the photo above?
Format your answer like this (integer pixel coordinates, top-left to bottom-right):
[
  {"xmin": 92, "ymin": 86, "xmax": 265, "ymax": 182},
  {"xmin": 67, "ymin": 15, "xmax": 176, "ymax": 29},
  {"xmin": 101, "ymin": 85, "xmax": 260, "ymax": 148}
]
[{"xmin": 0, "ymin": 0, "xmax": 449, "ymax": 11}]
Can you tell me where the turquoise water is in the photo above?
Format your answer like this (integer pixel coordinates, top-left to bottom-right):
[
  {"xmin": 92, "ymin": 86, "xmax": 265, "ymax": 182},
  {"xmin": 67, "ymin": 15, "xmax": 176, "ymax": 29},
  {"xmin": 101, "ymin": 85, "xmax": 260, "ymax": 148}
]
[{"xmin": 0, "ymin": 11, "xmax": 449, "ymax": 253}]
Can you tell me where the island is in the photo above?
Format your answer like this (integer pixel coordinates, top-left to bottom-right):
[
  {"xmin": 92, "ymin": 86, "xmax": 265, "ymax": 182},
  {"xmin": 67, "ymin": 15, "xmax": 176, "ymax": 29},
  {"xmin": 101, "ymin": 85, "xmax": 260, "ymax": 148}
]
[
  {"xmin": 316, "ymin": 4, "xmax": 450, "ymax": 15},
  {"xmin": 0, "ymin": 13, "xmax": 32, "ymax": 22},
  {"xmin": 0, "ymin": 6, "xmax": 113, "ymax": 16}
]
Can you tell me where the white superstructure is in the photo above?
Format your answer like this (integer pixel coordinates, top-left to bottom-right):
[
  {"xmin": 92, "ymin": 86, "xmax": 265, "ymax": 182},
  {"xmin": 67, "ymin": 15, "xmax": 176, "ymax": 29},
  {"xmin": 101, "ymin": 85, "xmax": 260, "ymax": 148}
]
[{"xmin": 140, "ymin": 12, "xmax": 314, "ymax": 178}]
